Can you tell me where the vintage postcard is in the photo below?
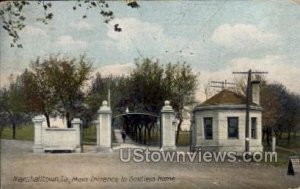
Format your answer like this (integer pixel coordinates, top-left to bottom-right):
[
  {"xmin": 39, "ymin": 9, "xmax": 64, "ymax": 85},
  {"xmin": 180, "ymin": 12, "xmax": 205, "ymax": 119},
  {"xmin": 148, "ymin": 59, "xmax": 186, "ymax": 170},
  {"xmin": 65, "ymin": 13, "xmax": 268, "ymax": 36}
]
[{"xmin": 0, "ymin": 0, "xmax": 300, "ymax": 188}]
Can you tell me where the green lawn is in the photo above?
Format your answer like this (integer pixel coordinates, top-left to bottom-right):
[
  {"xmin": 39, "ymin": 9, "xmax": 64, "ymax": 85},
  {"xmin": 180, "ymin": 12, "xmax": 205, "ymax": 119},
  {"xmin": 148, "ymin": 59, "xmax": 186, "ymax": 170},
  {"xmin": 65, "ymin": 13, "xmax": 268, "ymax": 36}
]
[
  {"xmin": 276, "ymin": 133, "xmax": 300, "ymax": 149},
  {"xmin": 82, "ymin": 126, "xmax": 97, "ymax": 144},
  {"xmin": 0, "ymin": 125, "xmax": 34, "ymax": 141},
  {"xmin": 262, "ymin": 132, "xmax": 300, "ymax": 167},
  {"xmin": 0, "ymin": 125, "xmax": 98, "ymax": 144}
]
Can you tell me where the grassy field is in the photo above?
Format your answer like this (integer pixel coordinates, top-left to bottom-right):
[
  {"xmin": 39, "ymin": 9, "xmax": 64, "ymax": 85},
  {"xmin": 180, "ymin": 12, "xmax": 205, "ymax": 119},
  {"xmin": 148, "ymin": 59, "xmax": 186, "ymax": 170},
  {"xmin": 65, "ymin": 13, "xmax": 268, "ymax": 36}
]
[
  {"xmin": 0, "ymin": 125, "xmax": 34, "ymax": 141},
  {"xmin": 82, "ymin": 125, "xmax": 97, "ymax": 144}
]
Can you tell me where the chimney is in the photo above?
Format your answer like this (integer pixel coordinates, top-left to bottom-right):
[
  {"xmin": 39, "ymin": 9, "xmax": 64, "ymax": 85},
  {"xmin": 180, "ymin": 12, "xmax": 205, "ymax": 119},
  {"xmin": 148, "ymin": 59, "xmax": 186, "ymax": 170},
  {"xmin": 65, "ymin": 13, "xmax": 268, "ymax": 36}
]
[{"xmin": 251, "ymin": 81, "xmax": 260, "ymax": 105}]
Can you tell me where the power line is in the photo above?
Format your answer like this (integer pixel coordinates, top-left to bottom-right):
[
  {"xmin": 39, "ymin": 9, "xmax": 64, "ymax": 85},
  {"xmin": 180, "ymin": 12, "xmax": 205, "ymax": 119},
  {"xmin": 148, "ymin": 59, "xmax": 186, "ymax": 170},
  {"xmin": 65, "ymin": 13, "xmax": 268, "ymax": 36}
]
[
  {"xmin": 129, "ymin": 37, "xmax": 144, "ymax": 59},
  {"xmin": 176, "ymin": 0, "xmax": 227, "ymax": 55}
]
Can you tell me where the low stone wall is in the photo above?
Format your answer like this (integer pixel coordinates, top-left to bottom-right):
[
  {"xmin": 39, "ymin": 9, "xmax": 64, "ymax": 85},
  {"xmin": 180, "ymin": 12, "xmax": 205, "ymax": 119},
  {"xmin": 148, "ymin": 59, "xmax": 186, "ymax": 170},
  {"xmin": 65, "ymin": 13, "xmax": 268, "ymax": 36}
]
[
  {"xmin": 42, "ymin": 127, "xmax": 80, "ymax": 152},
  {"xmin": 32, "ymin": 116, "xmax": 81, "ymax": 153}
]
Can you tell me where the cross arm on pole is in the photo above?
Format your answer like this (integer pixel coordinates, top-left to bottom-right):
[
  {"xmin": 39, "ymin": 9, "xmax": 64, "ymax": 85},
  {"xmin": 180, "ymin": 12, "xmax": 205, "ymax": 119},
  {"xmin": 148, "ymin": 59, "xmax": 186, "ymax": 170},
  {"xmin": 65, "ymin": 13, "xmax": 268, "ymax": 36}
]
[{"xmin": 233, "ymin": 71, "xmax": 268, "ymax": 74}]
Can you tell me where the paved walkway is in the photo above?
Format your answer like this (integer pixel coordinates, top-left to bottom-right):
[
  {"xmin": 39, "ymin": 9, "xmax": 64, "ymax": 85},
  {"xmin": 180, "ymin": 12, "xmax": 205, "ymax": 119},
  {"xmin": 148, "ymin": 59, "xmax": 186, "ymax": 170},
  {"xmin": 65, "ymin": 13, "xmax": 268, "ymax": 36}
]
[
  {"xmin": 112, "ymin": 129, "xmax": 160, "ymax": 150},
  {"xmin": 113, "ymin": 129, "xmax": 136, "ymax": 144}
]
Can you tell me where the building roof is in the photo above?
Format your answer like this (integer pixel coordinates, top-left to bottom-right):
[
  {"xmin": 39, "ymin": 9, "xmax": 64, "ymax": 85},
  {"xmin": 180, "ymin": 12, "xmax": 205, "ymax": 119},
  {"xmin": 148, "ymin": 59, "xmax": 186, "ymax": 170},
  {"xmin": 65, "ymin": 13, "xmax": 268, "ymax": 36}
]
[{"xmin": 198, "ymin": 89, "xmax": 258, "ymax": 106}]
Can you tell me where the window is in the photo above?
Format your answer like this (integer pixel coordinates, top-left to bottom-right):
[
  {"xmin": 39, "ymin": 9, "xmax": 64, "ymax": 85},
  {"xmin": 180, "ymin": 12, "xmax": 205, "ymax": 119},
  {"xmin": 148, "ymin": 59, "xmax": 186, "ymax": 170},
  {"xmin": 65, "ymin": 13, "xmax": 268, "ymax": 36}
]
[
  {"xmin": 228, "ymin": 117, "xmax": 239, "ymax": 138},
  {"xmin": 204, "ymin": 117, "xmax": 213, "ymax": 140},
  {"xmin": 251, "ymin": 117, "xmax": 257, "ymax": 139}
]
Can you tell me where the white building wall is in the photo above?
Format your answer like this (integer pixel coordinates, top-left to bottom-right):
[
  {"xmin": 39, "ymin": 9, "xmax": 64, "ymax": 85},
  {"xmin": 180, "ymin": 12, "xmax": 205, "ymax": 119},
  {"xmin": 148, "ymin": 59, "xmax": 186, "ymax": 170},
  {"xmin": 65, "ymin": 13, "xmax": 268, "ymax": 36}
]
[
  {"xmin": 194, "ymin": 108, "xmax": 263, "ymax": 153},
  {"xmin": 195, "ymin": 110, "xmax": 218, "ymax": 147}
]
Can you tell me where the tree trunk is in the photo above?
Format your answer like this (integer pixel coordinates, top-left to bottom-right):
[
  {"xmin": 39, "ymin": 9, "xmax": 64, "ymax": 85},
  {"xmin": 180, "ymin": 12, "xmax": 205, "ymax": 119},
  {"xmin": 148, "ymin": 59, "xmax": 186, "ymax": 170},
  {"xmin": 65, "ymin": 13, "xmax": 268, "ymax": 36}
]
[
  {"xmin": 138, "ymin": 126, "xmax": 142, "ymax": 142},
  {"xmin": 12, "ymin": 120, "xmax": 16, "ymax": 139},
  {"xmin": 279, "ymin": 131, "xmax": 282, "ymax": 140},
  {"xmin": 176, "ymin": 119, "xmax": 183, "ymax": 144},
  {"xmin": 66, "ymin": 112, "xmax": 71, "ymax": 128},
  {"xmin": 288, "ymin": 129, "xmax": 291, "ymax": 145},
  {"xmin": 44, "ymin": 113, "xmax": 51, "ymax": 128},
  {"xmin": 144, "ymin": 126, "xmax": 147, "ymax": 145},
  {"xmin": 0, "ymin": 125, "xmax": 3, "ymax": 138},
  {"xmin": 134, "ymin": 127, "xmax": 138, "ymax": 141},
  {"xmin": 274, "ymin": 130, "xmax": 279, "ymax": 146},
  {"xmin": 266, "ymin": 128, "xmax": 271, "ymax": 146},
  {"xmin": 262, "ymin": 129, "xmax": 266, "ymax": 141},
  {"xmin": 147, "ymin": 126, "xmax": 152, "ymax": 140}
]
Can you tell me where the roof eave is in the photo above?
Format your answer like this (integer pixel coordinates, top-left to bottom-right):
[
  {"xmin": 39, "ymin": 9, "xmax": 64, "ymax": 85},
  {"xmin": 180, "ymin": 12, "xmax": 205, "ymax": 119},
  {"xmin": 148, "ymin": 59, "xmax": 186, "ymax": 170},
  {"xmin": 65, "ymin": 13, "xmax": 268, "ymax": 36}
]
[{"xmin": 193, "ymin": 104, "xmax": 262, "ymax": 112}]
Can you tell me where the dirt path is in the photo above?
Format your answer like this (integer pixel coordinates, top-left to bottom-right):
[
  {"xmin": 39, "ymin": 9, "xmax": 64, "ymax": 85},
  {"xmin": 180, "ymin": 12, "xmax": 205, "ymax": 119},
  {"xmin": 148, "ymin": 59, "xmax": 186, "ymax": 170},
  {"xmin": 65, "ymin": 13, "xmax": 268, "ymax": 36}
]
[{"xmin": 1, "ymin": 139, "xmax": 300, "ymax": 189}]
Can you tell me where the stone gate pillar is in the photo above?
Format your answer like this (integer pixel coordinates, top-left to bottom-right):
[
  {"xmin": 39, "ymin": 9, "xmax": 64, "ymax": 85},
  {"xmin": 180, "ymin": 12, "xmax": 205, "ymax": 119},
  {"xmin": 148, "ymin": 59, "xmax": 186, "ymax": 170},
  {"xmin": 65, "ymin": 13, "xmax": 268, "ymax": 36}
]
[
  {"xmin": 71, "ymin": 118, "xmax": 82, "ymax": 153},
  {"xmin": 190, "ymin": 114, "xmax": 196, "ymax": 152},
  {"xmin": 96, "ymin": 101, "xmax": 112, "ymax": 152},
  {"xmin": 32, "ymin": 115, "xmax": 44, "ymax": 153},
  {"xmin": 161, "ymin": 100, "xmax": 176, "ymax": 150}
]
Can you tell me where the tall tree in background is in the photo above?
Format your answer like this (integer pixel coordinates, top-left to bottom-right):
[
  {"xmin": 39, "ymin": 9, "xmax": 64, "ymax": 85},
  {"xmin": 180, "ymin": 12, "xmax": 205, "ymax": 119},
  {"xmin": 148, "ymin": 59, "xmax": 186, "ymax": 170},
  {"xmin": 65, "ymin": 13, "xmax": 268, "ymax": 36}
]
[
  {"xmin": 122, "ymin": 58, "xmax": 197, "ymax": 144},
  {"xmin": 1, "ymin": 75, "xmax": 29, "ymax": 139},
  {"xmin": 164, "ymin": 62, "xmax": 197, "ymax": 143},
  {"xmin": 38, "ymin": 55, "xmax": 92, "ymax": 128},
  {"xmin": 0, "ymin": 89, "xmax": 7, "ymax": 136},
  {"xmin": 21, "ymin": 67, "xmax": 57, "ymax": 127},
  {"xmin": 19, "ymin": 55, "xmax": 92, "ymax": 128},
  {"xmin": 260, "ymin": 82, "xmax": 281, "ymax": 146},
  {"xmin": 260, "ymin": 82, "xmax": 300, "ymax": 145},
  {"xmin": 127, "ymin": 59, "xmax": 165, "ymax": 113},
  {"xmin": 233, "ymin": 76, "xmax": 300, "ymax": 145},
  {"xmin": 85, "ymin": 73, "xmax": 126, "ymax": 122}
]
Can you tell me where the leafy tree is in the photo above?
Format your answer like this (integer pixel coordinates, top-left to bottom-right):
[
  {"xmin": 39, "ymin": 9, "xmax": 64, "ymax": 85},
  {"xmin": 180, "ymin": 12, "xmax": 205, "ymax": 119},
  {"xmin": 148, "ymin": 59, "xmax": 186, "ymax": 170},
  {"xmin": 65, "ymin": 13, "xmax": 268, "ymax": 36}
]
[
  {"xmin": 260, "ymin": 82, "xmax": 281, "ymax": 145},
  {"xmin": 0, "ymin": 0, "xmax": 139, "ymax": 47},
  {"xmin": 282, "ymin": 92, "xmax": 300, "ymax": 144},
  {"xmin": 123, "ymin": 59, "xmax": 165, "ymax": 144},
  {"xmin": 85, "ymin": 73, "xmax": 124, "ymax": 123},
  {"xmin": 0, "ymin": 88, "xmax": 9, "ymax": 137},
  {"xmin": 260, "ymin": 82, "xmax": 300, "ymax": 145},
  {"xmin": 120, "ymin": 58, "xmax": 197, "ymax": 144},
  {"xmin": 1, "ymin": 75, "xmax": 30, "ymax": 139},
  {"xmin": 127, "ymin": 59, "xmax": 166, "ymax": 113},
  {"xmin": 40, "ymin": 55, "xmax": 92, "ymax": 128},
  {"xmin": 22, "ymin": 55, "xmax": 92, "ymax": 128},
  {"xmin": 86, "ymin": 59, "xmax": 197, "ymax": 144},
  {"xmin": 164, "ymin": 62, "xmax": 197, "ymax": 143},
  {"xmin": 230, "ymin": 76, "xmax": 300, "ymax": 145},
  {"xmin": 21, "ymin": 67, "xmax": 57, "ymax": 127}
]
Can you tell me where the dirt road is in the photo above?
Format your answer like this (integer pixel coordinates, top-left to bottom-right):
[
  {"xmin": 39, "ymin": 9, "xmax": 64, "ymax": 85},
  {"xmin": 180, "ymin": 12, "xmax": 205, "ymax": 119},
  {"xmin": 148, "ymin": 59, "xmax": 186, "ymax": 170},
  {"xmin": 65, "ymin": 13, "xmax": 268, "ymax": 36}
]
[{"xmin": 1, "ymin": 140, "xmax": 299, "ymax": 189}]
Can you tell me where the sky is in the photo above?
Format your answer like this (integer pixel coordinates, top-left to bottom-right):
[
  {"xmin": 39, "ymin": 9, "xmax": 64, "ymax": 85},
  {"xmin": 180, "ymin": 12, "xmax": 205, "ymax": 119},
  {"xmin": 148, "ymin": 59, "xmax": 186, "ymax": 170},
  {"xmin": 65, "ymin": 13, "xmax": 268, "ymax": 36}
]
[{"xmin": 1, "ymin": 0, "xmax": 300, "ymax": 101}]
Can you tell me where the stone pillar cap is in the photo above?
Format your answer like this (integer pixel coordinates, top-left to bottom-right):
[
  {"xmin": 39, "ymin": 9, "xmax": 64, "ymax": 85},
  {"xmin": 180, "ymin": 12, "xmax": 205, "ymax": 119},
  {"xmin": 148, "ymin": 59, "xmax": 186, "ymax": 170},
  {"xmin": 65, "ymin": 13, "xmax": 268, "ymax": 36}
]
[
  {"xmin": 98, "ymin": 100, "xmax": 112, "ymax": 113},
  {"xmin": 165, "ymin": 100, "xmax": 170, "ymax": 106},
  {"xmin": 71, "ymin": 118, "xmax": 82, "ymax": 124},
  {"xmin": 161, "ymin": 100, "xmax": 174, "ymax": 113},
  {"xmin": 102, "ymin": 100, "xmax": 108, "ymax": 106},
  {"xmin": 32, "ymin": 115, "xmax": 45, "ymax": 123}
]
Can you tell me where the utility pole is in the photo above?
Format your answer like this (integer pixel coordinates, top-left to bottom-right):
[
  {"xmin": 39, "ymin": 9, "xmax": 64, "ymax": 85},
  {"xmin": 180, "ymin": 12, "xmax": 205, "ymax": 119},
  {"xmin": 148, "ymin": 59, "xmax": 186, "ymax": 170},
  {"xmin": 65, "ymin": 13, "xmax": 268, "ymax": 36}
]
[
  {"xmin": 108, "ymin": 78, "xmax": 111, "ymax": 107},
  {"xmin": 0, "ymin": 50, "xmax": 2, "ymax": 88},
  {"xmin": 232, "ymin": 70, "xmax": 268, "ymax": 153}
]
